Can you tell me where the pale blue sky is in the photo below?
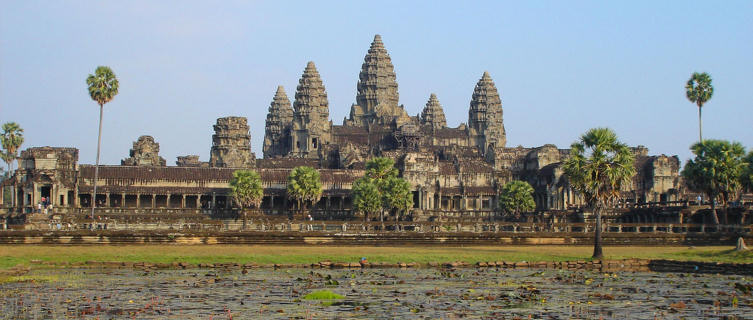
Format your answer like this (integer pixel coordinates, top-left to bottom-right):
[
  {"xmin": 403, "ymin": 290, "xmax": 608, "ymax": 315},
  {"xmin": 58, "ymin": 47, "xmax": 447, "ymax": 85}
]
[{"xmin": 1, "ymin": 1, "xmax": 751, "ymax": 166}]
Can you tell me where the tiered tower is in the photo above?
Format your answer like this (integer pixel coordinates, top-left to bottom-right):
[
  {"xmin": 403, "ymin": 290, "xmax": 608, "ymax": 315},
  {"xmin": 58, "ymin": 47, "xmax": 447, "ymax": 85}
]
[
  {"xmin": 347, "ymin": 34, "xmax": 410, "ymax": 127},
  {"xmin": 291, "ymin": 61, "xmax": 332, "ymax": 158},
  {"xmin": 263, "ymin": 86, "xmax": 294, "ymax": 158},
  {"xmin": 420, "ymin": 93, "xmax": 447, "ymax": 130},
  {"xmin": 209, "ymin": 116, "xmax": 255, "ymax": 168},
  {"xmin": 468, "ymin": 71, "xmax": 506, "ymax": 154},
  {"xmin": 121, "ymin": 135, "xmax": 166, "ymax": 166}
]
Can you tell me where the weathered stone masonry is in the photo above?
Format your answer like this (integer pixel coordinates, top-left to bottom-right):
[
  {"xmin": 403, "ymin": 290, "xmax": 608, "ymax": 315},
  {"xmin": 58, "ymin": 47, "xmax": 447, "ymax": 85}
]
[{"xmin": 1, "ymin": 34, "xmax": 685, "ymax": 223}]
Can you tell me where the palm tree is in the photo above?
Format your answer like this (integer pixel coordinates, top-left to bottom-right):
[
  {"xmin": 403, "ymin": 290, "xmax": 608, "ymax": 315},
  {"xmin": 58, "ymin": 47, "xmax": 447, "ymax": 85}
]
[
  {"xmin": 286, "ymin": 166, "xmax": 322, "ymax": 219},
  {"xmin": 86, "ymin": 66, "xmax": 119, "ymax": 217},
  {"xmin": 685, "ymin": 72, "xmax": 714, "ymax": 143},
  {"xmin": 1, "ymin": 122, "xmax": 24, "ymax": 173},
  {"xmin": 682, "ymin": 140, "xmax": 746, "ymax": 225},
  {"xmin": 1, "ymin": 122, "xmax": 24, "ymax": 207},
  {"xmin": 563, "ymin": 128, "xmax": 635, "ymax": 259},
  {"xmin": 230, "ymin": 169, "xmax": 264, "ymax": 229}
]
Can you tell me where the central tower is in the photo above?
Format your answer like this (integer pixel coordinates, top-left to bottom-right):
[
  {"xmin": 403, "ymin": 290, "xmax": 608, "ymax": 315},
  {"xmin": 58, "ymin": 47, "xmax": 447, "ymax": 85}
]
[{"xmin": 346, "ymin": 34, "xmax": 410, "ymax": 128}]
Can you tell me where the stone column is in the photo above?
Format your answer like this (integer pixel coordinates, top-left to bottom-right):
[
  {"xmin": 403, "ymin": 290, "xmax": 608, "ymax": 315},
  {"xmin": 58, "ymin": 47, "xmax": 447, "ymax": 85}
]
[
  {"xmin": 195, "ymin": 195, "xmax": 200, "ymax": 209},
  {"xmin": 136, "ymin": 193, "xmax": 141, "ymax": 208},
  {"xmin": 211, "ymin": 193, "xmax": 216, "ymax": 209},
  {"xmin": 166, "ymin": 194, "xmax": 171, "ymax": 208},
  {"xmin": 151, "ymin": 194, "xmax": 156, "ymax": 208},
  {"xmin": 181, "ymin": 195, "xmax": 186, "ymax": 209}
]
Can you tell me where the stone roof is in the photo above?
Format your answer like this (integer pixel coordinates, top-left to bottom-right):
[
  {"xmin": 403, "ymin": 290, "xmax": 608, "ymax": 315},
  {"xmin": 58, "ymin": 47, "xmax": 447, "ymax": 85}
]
[
  {"xmin": 420, "ymin": 93, "xmax": 447, "ymax": 129},
  {"xmin": 438, "ymin": 161, "xmax": 457, "ymax": 175},
  {"xmin": 458, "ymin": 160, "xmax": 494, "ymax": 174},
  {"xmin": 79, "ymin": 165, "xmax": 363, "ymax": 188},
  {"xmin": 434, "ymin": 128, "xmax": 467, "ymax": 139},
  {"xmin": 256, "ymin": 158, "xmax": 320, "ymax": 169}
]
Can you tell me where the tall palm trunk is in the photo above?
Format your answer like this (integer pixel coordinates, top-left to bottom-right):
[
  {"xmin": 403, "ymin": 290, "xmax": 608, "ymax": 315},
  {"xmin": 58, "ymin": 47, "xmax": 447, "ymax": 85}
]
[
  {"xmin": 91, "ymin": 103, "xmax": 104, "ymax": 220},
  {"xmin": 698, "ymin": 105, "xmax": 703, "ymax": 143},
  {"xmin": 709, "ymin": 195, "xmax": 720, "ymax": 225},
  {"xmin": 592, "ymin": 205, "xmax": 604, "ymax": 259}
]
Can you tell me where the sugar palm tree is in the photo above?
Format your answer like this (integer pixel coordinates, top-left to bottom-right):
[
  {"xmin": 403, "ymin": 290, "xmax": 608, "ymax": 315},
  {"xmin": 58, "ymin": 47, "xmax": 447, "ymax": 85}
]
[
  {"xmin": 1, "ymin": 122, "xmax": 24, "ymax": 207},
  {"xmin": 682, "ymin": 140, "xmax": 746, "ymax": 225},
  {"xmin": 563, "ymin": 128, "xmax": 635, "ymax": 259},
  {"xmin": 1, "ymin": 122, "xmax": 24, "ymax": 173},
  {"xmin": 86, "ymin": 66, "xmax": 119, "ymax": 217},
  {"xmin": 685, "ymin": 72, "xmax": 713, "ymax": 143}
]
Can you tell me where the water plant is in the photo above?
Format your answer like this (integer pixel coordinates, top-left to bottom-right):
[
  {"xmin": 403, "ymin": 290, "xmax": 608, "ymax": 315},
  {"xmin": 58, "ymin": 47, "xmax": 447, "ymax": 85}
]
[{"xmin": 303, "ymin": 290, "xmax": 344, "ymax": 300}]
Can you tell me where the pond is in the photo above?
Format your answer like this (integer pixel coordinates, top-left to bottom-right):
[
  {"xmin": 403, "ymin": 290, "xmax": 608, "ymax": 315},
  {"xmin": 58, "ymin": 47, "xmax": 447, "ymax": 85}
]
[{"xmin": 1, "ymin": 267, "xmax": 751, "ymax": 319}]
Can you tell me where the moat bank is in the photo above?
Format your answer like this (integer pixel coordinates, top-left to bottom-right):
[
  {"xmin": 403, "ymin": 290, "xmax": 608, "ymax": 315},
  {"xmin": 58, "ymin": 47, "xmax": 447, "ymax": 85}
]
[{"xmin": 0, "ymin": 230, "xmax": 750, "ymax": 246}]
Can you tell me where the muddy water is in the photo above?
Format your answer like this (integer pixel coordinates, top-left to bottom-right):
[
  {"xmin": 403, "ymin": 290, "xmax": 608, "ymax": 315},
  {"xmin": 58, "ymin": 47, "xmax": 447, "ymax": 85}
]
[{"xmin": 1, "ymin": 267, "xmax": 751, "ymax": 319}]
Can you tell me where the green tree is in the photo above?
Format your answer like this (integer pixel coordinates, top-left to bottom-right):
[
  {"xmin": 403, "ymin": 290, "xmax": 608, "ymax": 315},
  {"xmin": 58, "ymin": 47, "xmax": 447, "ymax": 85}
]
[
  {"xmin": 563, "ymin": 128, "xmax": 635, "ymax": 259},
  {"xmin": 1, "ymin": 150, "xmax": 15, "ymax": 177},
  {"xmin": 230, "ymin": 169, "xmax": 263, "ymax": 209},
  {"xmin": 365, "ymin": 157, "xmax": 399, "ymax": 179},
  {"xmin": 86, "ymin": 66, "xmax": 119, "ymax": 217},
  {"xmin": 743, "ymin": 151, "xmax": 753, "ymax": 193},
  {"xmin": 1, "ymin": 122, "xmax": 24, "ymax": 173},
  {"xmin": 353, "ymin": 157, "xmax": 413, "ymax": 224},
  {"xmin": 685, "ymin": 72, "xmax": 714, "ymax": 143},
  {"xmin": 230, "ymin": 169, "xmax": 263, "ymax": 229},
  {"xmin": 286, "ymin": 166, "xmax": 322, "ymax": 219},
  {"xmin": 381, "ymin": 176, "xmax": 413, "ymax": 221},
  {"xmin": 498, "ymin": 180, "xmax": 536, "ymax": 219},
  {"xmin": 1, "ymin": 122, "xmax": 24, "ymax": 208},
  {"xmin": 682, "ymin": 140, "xmax": 746, "ymax": 225},
  {"xmin": 351, "ymin": 177, "xmax": 382, "ymax": 221}
]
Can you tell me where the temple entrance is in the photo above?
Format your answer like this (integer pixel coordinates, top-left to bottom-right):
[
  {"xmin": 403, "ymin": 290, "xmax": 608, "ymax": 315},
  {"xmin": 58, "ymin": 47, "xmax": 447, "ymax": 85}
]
[{"xmin": 40, "ymin": 185, "xmax": 52, "ymax": 204}]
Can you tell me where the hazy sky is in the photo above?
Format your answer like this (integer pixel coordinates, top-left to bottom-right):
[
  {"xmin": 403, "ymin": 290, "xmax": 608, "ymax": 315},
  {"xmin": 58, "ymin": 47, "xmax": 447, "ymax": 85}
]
[{"xmin": 1, "ymin": 1, "xmax": 751, "ymax": 166}]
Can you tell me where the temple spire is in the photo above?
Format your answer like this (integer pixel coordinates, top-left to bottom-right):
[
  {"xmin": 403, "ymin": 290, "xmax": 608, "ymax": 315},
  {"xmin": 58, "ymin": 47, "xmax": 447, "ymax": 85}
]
[
  {"xmin": 420, "ymin": 93, "xmax": 447, "ymax": 129},
  {"xmin": 292, "ymin": 61, "xmax": 332, "ymax": 158},
  {"xmin": 468, "ymin": 71, "xmax": 506, "ymax": 152},
  {"xmin": 347, "ymin": 34, "xmax": 407, "ymax": 127},
  {"xmin": 263, "ymin": 85, "xmax": 294, "ymax": 158}
]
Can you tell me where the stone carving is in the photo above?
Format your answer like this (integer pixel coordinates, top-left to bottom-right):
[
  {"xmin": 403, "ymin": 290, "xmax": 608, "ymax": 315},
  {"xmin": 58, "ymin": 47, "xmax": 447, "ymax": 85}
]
[
  {"xmin": 176, "ymin": 155, "xmax": 203, "ymax": 167},
  {"xmin": 468, "ymin": 71, "xmax": 506, "ymax": 154},
  {"xmin": 263, "ymin": 86, "xmax": 294, "ymax": 158},
  {"xmin": 209, "ymin": 117, "xmax": 255, "ymax": 168},
  {"xmin": 291, "ymin": 61, "xmax": 332, "ymax": 158},
  {"xmin": 420, "ymin": 93, "xmax": 447, "ymax": 130},
  {"xmin": 121, "ymin": 135, "xmax": 166, "ymax": 166},
  {"xmin": 347, "ymin": 34, "xmax": 411, "ymax": 128}
]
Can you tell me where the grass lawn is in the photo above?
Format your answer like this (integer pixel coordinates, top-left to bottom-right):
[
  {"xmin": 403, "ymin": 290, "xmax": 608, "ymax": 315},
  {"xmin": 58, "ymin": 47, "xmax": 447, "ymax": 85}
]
[{"xmin": 1, "ymin": 245, "xmax": 751, "ymax": 269}]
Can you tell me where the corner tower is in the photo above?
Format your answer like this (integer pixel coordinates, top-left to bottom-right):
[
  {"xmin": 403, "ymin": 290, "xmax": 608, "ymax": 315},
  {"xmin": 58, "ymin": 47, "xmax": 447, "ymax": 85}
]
[
  {"xmin": 209, "ymin": 116, "xmax": 255, "ymax": 168},
  {"xmin": 263, "ymin": 86, "xmax": 294, "ymax": 158},
  {"xmin": 291, "ymin": 61, "xmax": 332, "ymax": 158},
  {"xmin": 347, "ymin": 34, "xmax": 410, "ymax": 127},
  {"xmin": 468, "ymin": 71, "xmax": 506, "ymax": 154}
]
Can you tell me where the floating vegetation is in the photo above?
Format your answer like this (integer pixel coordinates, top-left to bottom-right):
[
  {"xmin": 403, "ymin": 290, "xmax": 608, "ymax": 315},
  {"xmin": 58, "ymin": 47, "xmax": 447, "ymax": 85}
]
[{"xmin": 303, "ymin": 290, "xmax": 345, "ymax": 300}]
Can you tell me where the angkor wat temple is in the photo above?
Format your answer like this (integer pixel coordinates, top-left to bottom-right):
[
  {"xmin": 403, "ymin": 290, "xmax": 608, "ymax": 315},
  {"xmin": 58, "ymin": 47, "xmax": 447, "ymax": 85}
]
[{"xmin": 1, "ymin": 35, "xmax": 684, "ymax": 224}]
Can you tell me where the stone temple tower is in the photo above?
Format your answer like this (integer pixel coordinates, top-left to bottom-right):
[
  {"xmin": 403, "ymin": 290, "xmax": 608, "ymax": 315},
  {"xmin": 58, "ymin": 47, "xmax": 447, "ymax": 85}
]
[
  {"xmin": 346, "ymin": 34, "xmax": 411, "ymax": 128},
  {"xmin": 209, "ymin": 116, "xmax": 255, "ymax": 168},
  {"xmin": 291, "ymin": 61, "xmax": 332, "ymax": 158},
  {"xmin": 263, "ymin": 86, "xmax": 294, "ymax": 158},
  {"xmin": 468, "ymin": 71, "xmax": 506, "ymax": 154},
  {"xmin": 121, "ymin": 135, "xmax": 167, "ymax": 166},
  {"xmin": 420, "ymin": 93, "xmax": 447, "ymax": 130}
]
